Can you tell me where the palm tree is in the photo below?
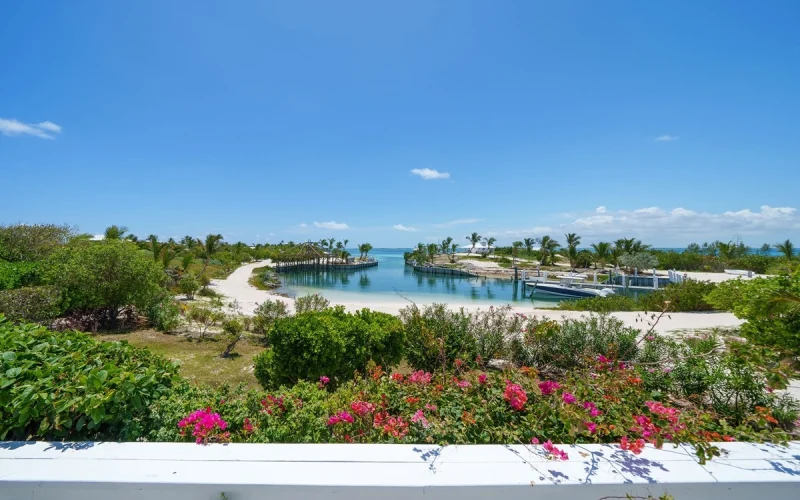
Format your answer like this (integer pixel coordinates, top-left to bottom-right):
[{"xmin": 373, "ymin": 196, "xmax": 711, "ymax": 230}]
[
  {"xmin": 539, "ymin": 235, "xmax": 560, "ymax": 266},
  {"xmin": 774, "ymin": 239, "xmax": 795, "ymax": 262},
  {"xmin": 466, "ymin": 232, "xmax": 481, "ymax": 253},
  {"xmin": 427, "ymin": 243, "xmax": 438, "ymax": 262},
  {"xmin": 610, "ymin": 245, "xmax": 624, "ymax": 269},
  {"xmin": 561, "ymin": 245, "xmax": 580, "ymax": 270},
  {"xmin": 180, "ymin": 252, "xmax": 194, "ymax": 272},
  {"xmin": 565, "ymin": 233, "xmax": 581, "ymax": 249},
  {"xmin": 197, "ymin": 234, "xmax": 224, "ymax": 273},
  {"xmin": 450, "ymin": 242, "xmax": 459, "ymax": 262},
  {"xmin": 483, "ymin": 237, "xmax": 497, "ymax": 254},
  {"xmin": 523, "ymin": 237, "xmax": 536, "ymax": 254},
  {"xmin": 161, "ymin": 244, "xmax": 177, "ymax": 268},
  {"xmin": 343, "ymin": 239, "xmax": 349, "ymax": 251},
  {"xmin": 360, "ymin": 243, "xmax": 373, "ymax": 260},
  {"xmin": 591, "ymin": 242, "xmax": 611, "ymax": 269},
  {"xmin": 440, "ymin": 236, "xmax": 453, "ymax": 255},
  {"xmin": 717, "ymin": 241, "xmax": 735, "ymax": 263},
  {"xmin": 104, "ymin": 225, "xmax": 128, "ymax": 240},
  {"xmin": 511, "ymin": 241, "xmax": 523, "ymax": 267},
  {"xmin": 146, "ymin": 234, "xmax": 167, "ymax": 263},
  {"xmin": 180, "ymin": 235, "xmax": 196, "ymax": 249}
]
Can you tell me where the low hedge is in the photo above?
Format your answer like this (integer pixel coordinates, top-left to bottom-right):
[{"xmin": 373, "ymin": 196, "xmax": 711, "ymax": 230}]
[{"xmin": 0, "ymin": 317, "xmax": 180, "ymax": 440}]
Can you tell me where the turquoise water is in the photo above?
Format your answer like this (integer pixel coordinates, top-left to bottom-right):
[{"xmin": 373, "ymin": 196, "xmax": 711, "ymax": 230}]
[{"xmin": 276, "ymin": 248, "xmax": 565, "ymax": 307}]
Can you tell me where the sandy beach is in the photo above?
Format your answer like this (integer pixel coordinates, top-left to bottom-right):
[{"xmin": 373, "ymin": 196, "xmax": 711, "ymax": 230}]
[{"xmin": 212, "ymin": 261, "xmax": 744, "ymax": 334}]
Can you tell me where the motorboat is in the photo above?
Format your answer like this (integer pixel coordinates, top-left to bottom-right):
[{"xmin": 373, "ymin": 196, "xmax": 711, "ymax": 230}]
[{"xmin": 524, "ymin": 276, "xmax": 615, "ymax": 299}]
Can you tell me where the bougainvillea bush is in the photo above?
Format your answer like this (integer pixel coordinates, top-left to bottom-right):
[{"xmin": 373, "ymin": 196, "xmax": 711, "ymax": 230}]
[{"xmin": 147, "ymin": 359, "xmax": 793, "ymax": 462}]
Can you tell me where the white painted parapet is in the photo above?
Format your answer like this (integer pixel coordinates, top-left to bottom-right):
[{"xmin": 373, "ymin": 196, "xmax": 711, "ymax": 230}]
[{"xmin": 1, "ymin": 441, "xmax": 799, "ymax": 499}]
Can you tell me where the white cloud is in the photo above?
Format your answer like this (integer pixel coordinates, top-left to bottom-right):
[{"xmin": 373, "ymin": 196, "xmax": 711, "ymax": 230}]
[
  {"xmin": 568, "ymin": 205, "xmax": 799, "ymax": 240},
  {"xmin": 655, "ymin": 134, "xmax": 679, "ymax": 142},
  {"xmin": 496, "ymin": 227, "xmax": 553, "ymax": 238},
  {"xmin": 313, "ymin": 221, "xmax": 349, "ymax": 230},
  {"xmin": 411, "ymin": 168, "xmax": 450, "ymax": 180},
  {"xmin": 432, "ymin": 218, "xmax": 483, "ymax": 228},
  {"xmin": 298, "ymin": 223, "xmax": 308, "ymax": 228},
  {"xmin": 0, "ymin": 118, "xmax": 63, "ymax": 139},
  {"xmin": 393, "ymin": 224, "xmax": 417, "ymax": 232},
  {"xmin": 595, "ymin": 206, "xmax": 607, "ymax": 213}
]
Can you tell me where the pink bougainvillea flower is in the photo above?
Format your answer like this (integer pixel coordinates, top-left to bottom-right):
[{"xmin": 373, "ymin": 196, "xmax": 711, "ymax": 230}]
[
  {"xmin": 243, "ymin": 418, "xmax": 254, "ymax": 434},
  {"xmin": 478, "ymin": 373, "xmax": 488, "ymax": 385},
  {"xmin": 584, "ymin": 421, "xmax": 597, "ymax": 434},
  {"xmin": 583, "ymin": 401, "xmax": 602, "ymax": 417},
  {"xmin": 425, "ymin": 403, "xmax": 438, "ymax": 412},
  {"xmin": 319, "ymin": 376, "xmax": 330, "ymax": 385},
  {"xmin": 327, "ymin": 411, "xmax": 354, "ymax": 426},
  {"xmin": 530, "ymin": 437, "xmax": 540, "ymax": 444},
  {"xmin": 408, "ymin": 370, "xmax": 432, "ymax": 385},
  {"xmin": 177, "ymin": 408, "xmax": 229, "ymax": 444},
  {"xmin": 503, "ymin": 380, "xmax": 528, "ymax": 411},
  {"xmin": 562, "ymin": 392, "xmax": 577, "ymax": 404},
  {"xmin": 350, "ymin": 401, "xmax": 376, "ymax": 416},
  {"xmin": 538, "ymin": 380, "xmax": 561, "ymax": 396},
  {"xmin": 411, "ymin": 409, "xmax": 430, "ymax": 428},
  {"xmin": 457, "ymin": 379, "xmax": 472, "ymax": 389},
  {"xmin": 542, "ymin": 440, "xmax": 569, "ymax": 461}
]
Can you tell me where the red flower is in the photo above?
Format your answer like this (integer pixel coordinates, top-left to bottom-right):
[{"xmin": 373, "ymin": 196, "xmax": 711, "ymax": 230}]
[
  {"xmin": 503, "ymin": 380, "xmax": 528, "ymax": 411},
  {"xmin": 620, "ymin": 436, "xmax": 645, "ymax": 455},
  {"xmin": 391, "ymin": 373, "xmax": 405, "ymax": 382}
]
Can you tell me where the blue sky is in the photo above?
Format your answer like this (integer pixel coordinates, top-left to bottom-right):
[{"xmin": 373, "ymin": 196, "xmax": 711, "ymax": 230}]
[{"xmin": 2, "ymin": 0, "xmax": 799, "ymax": 248}]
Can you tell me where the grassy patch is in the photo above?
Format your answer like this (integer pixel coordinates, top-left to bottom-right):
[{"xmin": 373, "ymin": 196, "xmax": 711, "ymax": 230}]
[
  {"xmin": 95, "ymin": 329, "xmax": 265, "ymax": 389},
  {"xmin": 248, "ymin": 265, "xmax": 281, "ymax": 291}
]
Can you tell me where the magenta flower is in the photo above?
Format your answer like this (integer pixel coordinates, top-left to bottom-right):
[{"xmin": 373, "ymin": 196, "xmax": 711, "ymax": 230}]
[
  {"xmin": 538, "ymin": 380, "xmax": 561, "ymax": 396},
  {"xmin": 542, "ymin": 440, "xmax": 569, "ymax": 461},
  {"xmin": 457, "ymin": 379, "xmax": 472, "ymax": 389},
  {"xmin": 408, "ymin": 370, "xmax": 432, "ymax": 385},
  {"xmin": 584, "ymin": 421, "xmax": 597, "ymax": 434},
  {"xmin": 583, "ymin": 401, "xmax": 602, "ymax": 418},
  {"xmin": 504, "ymin": 380, "xmax": 528, "ymax": 411},
  {"xmin": 177, "ymin": 408, "xmax": 229, "ymax": 444},
  {"xmin": 478, "ymin": 373, "xmax": 488, "ymax": 385},
  {"xmin": 326, "ymin": 411, "xmax": 355, "ymax": 426},
  {"xmin": 562, "ymin": 392, "xmax": 577, "ymax": 404},
  {"xmin": 350, "ymin": 401, "xmax": 376, "ymax": 416},
  {"xmin": 411, "ymin": 409, "xmax": 430, "ymax": 428},
  {"xmin": 425, "ymin": 403, "xmax": 438, "ymax": 412},
  {"xmin": 530, "ymin": 437, "xmax": 540, "ymax": 444}
]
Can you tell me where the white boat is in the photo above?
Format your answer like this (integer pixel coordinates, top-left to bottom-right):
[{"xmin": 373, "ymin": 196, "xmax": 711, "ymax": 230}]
[
  {"xmin": 724, "ymin": 269, "xmax": 754, "ymax": 277},
  {"xmin": 525, "ymin": 276, "xmax": 615, "ymax": 299}
]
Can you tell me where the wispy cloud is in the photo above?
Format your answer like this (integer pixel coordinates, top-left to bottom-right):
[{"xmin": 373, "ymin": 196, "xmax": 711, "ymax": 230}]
[
  {"xmin": 655, "ymin": 134, "xmax": 679, "ymax": 142},
  {"xmin": 411, "ymin": 168, "xmax": 450, "ymax": 180},
  {"xmin": 595, "ymin": 206, "xmax": 607, "ymax": 213},
  {"xmin": 432, "ymin": 218, "xmax": 483, "ymax": 228},
  {"xmin": 0, "ymin": 118, "xmax": 63, "ymax": 139},
  {"xmin": 393, "ymin": 224, "xmax": 417, "ymax": 232},
  {"xmin": 314, "ymin": 221, "xmax": 349, "ymax": 230}
]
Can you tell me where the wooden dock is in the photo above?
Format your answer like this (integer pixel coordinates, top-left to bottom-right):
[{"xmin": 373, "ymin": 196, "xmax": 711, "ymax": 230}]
[
  {"xmin": 275, "ymin": 259, "xmax": 378, "ymax": 273},
  {"xmin": 406, "ymin": 262, "xmax": 480, "ymax": 278}
]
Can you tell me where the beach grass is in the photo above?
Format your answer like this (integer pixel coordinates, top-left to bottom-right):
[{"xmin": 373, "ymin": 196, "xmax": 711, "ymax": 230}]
[{"xmin": 95, "ymin": 329, "xmax": 265, "ymax": 389}]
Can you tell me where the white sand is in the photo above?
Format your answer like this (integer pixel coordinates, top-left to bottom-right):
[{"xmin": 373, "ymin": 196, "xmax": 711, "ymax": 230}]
[{"xmin": 212, "ymin": 262, "xmax": 744, "ymax": 334}]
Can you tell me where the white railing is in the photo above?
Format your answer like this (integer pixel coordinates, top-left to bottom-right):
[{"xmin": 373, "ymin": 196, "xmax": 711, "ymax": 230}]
[{"xmin": 1, "ymin": 441, "xmax": 799, "ymax": 499}]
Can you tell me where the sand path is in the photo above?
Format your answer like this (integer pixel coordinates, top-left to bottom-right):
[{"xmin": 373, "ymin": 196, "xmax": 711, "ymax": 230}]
[{"xmin": 212, "ymin": 261, "xmax": 744, "ymax": 334}]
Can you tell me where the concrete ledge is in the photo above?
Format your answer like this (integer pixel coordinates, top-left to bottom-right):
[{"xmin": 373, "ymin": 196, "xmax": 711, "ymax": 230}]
[{"xmin": 1, "ymin": 441, "xmax": 799, "ymax": 499}]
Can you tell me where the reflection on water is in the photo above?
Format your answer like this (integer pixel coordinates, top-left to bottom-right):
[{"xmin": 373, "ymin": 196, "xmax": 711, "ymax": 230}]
[{"xmin": 275, "ymin": 249, "xmax": 566, "ymax": 307}]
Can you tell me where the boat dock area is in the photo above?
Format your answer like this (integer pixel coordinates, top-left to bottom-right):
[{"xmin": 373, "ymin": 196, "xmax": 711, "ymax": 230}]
[
  {"xmin": 519, "ymin": 269, "xmax": 678, "ymax": 299},
  {"xmin": 275, "ymin": 259, "xmax": 378, "ymax": 273},
  {"xmin": 406, "ymin": 262, "xmax": 480, "ymax": 278}
]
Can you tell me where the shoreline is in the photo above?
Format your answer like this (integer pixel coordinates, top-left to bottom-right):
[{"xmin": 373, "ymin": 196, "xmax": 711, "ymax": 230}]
[{"xmin": 212, "ymin": 261, "xmax": 745, "ymax": 334}]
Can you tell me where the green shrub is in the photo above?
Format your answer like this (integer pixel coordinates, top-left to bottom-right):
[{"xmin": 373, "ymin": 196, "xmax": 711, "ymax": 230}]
[
  {"xmin": 0, "ymin": 224, "xmax": 73, "ymax": 262},
  {"xmin": 254, "ymin": 307, "xmax": 404, "ymax": 389},
  {"xmin": 0, "ymin": 286, "xmax": 63, "ymax": 322},
  {"xmin": 252, "ymin": 299, "xmax": 290, "ymax": 335},
  {"xmin": 510, "ymin": 314, "xmax": 639, "ymax": 374},
  {"xmin": 178, "ymin": 274, "xmax": 199, "ymax": 300},
  {"xmin": 558, "ymin": 280, "xmax": 718, "ymax": 312},
  {"xmin": 44, "ymin": 241, "xmax": 167, "ymax": 327},
  {"xmin": 294, "ymin": 293, "xmax": 330, "ymax": 313},
  {"xmin": 619, "ymin": 252, "xmax": 658, "ymax": 271},
  {"xmin": 249, "ymin": 266, "xmax": 281, "ymax": 290},
  {"xmin": 706, "ymin": 275, "xmax": 800, "ymax": 353},
  {"xmin": 400, "ymin": 303, "xmax": 475, "ymax": 372},
  {"xmin": 0, "ymin": 317, "xmax": 180, "ymax": 440},
  {"xmin": 145, "ymin": 296, "xmax": 182, "ymax": 333},
  {"xmin": 0, "ymin": 261, "xmax": 41, "ymax": 290}
]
